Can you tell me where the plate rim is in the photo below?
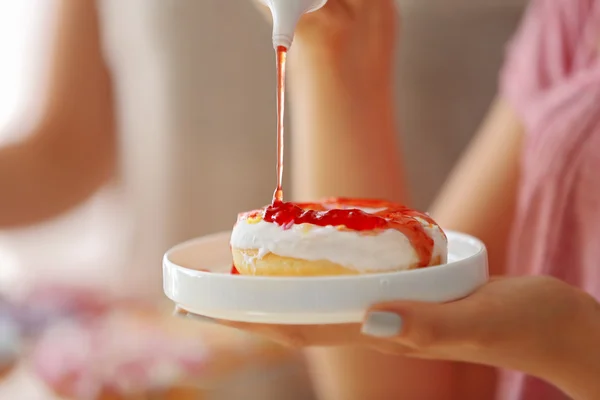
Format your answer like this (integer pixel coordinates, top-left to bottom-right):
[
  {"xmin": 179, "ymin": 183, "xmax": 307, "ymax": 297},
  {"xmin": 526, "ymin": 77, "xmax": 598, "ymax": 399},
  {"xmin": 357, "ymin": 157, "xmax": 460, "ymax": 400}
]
[
  {"xmin": 163, "ymin": 229, "xmax": 487, "ymax": 283},
  {"xmin": 163, "ymin": 229, "xmax": 489, "ymax": 324}
]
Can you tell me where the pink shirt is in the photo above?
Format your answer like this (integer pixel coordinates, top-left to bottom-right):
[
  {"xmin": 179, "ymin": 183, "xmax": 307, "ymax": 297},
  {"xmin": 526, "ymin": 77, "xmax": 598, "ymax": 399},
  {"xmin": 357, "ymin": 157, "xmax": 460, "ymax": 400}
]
[{"xmin": 499, "ymin": 0, "xmax": 600, "ymax": 398}]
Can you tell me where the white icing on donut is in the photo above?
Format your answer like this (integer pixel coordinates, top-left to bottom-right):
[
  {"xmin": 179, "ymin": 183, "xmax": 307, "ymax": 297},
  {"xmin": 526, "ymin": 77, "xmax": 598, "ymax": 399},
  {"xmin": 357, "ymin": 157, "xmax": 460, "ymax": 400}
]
[{"xmin": 231, "ymin": 216, "xmax": 447, "ymax": 272}]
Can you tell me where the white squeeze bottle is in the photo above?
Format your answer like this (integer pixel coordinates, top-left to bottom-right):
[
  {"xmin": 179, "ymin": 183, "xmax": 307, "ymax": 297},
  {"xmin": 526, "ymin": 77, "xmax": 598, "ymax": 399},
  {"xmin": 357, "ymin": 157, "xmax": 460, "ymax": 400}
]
[{"xmin": 257, "ymin": 0, "xmax": 328, "ymax": 48}]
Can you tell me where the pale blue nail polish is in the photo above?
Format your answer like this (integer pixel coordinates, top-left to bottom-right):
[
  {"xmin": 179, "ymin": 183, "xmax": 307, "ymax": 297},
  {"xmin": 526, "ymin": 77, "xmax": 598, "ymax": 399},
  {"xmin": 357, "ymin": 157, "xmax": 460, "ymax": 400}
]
[{"xmin": 361, "ymin": 311, "xmax": 403, "ymax": 338}]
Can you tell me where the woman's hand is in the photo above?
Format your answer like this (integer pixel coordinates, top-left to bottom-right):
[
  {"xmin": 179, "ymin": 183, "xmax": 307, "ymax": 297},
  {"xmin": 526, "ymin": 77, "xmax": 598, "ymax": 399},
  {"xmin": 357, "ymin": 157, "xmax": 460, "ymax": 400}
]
[
  {"xmin": 361, "ymin": 277, "xmax": 593, "ymax": 366},
  {"xmin": 365, "ymin": 276, "xmax": 600, "ymax": 399},
  {"xmin": 295, "ymin": 0, "xmax": 397, "ymax": 80},
  {"xmin": 255, "ymin": 0, "xmax": 398, "ymax": 89},
  {"xmin": 253, "ymin": 0, "xmax": 405, "ymax": 202},
  {"xmin": 201, "ymin": 276, "xmax": 600, "ymax": 398}
]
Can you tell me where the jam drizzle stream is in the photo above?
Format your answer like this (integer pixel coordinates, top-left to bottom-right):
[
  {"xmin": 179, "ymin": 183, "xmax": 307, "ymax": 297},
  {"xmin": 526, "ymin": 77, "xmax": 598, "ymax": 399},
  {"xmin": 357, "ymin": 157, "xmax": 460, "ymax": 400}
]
[
  {"xmin": 273, "ymin": 46, "xmax": 287, "ymax": 204},
  {"xmin": 232, "ymin": 47, "xmax": 287, "ymax": 275},
  {"xmin": 249, "ymin": 198, "xmax": 440, "ymax": 267}
]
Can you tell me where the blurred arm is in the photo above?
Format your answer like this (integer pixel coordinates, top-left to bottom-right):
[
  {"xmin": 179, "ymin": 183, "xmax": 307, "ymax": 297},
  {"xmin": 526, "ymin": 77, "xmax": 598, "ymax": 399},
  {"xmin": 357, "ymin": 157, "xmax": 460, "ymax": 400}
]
[
  {"xmin": 290, "ymin": 47, "xmax": 523, "ymax": 398},
  {"xmin": 429, "ymin": 98, "xmax": 523, "ymax": 399},
  {"xmin": 0, "ymin": 0, "xmax": 115, "ymax": 228},
  {"xmin": 289, "ymin": 45, "xmax": 405, "ymax": 203}
]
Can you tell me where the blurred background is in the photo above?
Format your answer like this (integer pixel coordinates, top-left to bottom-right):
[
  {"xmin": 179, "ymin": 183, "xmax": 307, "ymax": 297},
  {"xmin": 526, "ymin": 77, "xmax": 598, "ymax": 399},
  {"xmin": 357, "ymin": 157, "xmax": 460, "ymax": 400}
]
[{"xmin": 0, "ymin": 0, "xmax": 526, "ymax": 399}]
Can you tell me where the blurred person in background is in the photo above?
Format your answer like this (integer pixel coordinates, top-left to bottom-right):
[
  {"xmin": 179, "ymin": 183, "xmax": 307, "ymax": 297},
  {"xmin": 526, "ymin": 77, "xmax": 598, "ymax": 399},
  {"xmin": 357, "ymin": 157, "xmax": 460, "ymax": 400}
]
[
  {"xmin": 0, "ymin": 1, "xmax": 311, "ymax": 398},
  {"xmin": 0, "ymin": 0, "xmax": 527, "ymax": 399},
  {"xmin": 0, "ymin": 0, "xmax": 280, "ymax": 300},
  {"xmin": 224, "ymin": 0, "xmax": 600, "ymax": 399},
  {"xmin": 0, "ymin": 0, "xmax": 524, "ymax": 301}
]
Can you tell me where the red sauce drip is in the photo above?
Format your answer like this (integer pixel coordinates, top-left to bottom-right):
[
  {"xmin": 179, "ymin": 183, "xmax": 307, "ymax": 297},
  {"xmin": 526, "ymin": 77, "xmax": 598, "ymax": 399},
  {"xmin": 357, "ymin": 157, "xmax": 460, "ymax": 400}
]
[
  {"xmin": 230, "ymin": 265, "xmax": 240, "ymax": 275},
  {"xmin": 246, "ymin": 198, "xmax": 440, "ymax": 267},
  {"xmin": 273, "ymin": 46, "xmax": 287, "ymax": 204}
]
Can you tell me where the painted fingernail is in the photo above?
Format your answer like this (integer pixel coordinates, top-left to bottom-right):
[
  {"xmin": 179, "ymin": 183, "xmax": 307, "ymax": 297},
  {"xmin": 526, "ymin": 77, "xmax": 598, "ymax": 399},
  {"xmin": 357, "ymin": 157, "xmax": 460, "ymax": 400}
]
[{"xmin": 361, "ymin": 311, "xmax": 403, "ymax": 338}]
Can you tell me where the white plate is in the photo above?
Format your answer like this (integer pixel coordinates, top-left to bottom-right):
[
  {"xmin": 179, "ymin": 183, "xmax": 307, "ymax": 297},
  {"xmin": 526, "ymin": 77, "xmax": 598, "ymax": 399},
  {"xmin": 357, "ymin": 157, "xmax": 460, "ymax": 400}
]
[{"xmin": 163, "ymin": 230, "xmax": 488, "ymax": 325}]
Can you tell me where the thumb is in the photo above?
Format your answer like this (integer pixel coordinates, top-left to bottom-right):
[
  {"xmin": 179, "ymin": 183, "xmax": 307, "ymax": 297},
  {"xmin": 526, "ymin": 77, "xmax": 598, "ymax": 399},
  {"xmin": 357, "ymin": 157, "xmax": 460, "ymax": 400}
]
[{"xmin": 361, "ymin": 300, "xmax": 483, "ymax": 350}]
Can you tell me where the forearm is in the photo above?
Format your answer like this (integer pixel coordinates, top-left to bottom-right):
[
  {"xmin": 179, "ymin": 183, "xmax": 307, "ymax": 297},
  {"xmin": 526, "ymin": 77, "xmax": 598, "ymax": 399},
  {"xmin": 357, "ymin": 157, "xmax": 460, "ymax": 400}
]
[
  {"xmin": 545, "ymin": 293, "xmax": 600, "ymax": 399},
  {"xmin": 289, "ymin": 49, "xmax": 462, "ymax": 399},
  {"xmin": 0, "ymin": 140, "xmax": 59, "ymax": 227},
  {"xmin": 0, "ymin": 0, "xmax": 116, "ymax": 229},
  {"xmin": 305, "ymin": 347, "xmax": 460, "ymax": 400},
  {"xmin": 0, "ymin": 131, "xmax": 114, "ymax": 228},
  {"xmin": 288, "ymin": 48, "xmax": 406, "ymax": 203}
]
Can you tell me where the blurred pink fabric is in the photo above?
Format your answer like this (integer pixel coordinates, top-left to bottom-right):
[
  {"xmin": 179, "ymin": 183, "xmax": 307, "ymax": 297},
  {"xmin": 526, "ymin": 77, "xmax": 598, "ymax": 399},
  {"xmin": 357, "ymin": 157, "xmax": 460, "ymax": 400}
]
[{"xmin": 499, "ymin": 0, "xmax": 600, "ymax": 398}]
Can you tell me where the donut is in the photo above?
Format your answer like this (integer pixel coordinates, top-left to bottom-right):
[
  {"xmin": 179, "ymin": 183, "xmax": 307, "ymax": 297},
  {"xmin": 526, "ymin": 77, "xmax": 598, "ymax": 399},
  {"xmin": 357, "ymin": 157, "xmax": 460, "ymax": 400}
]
[{"xmin": 230, "ymin": 198, "xmax": 447, "ymax": 276}]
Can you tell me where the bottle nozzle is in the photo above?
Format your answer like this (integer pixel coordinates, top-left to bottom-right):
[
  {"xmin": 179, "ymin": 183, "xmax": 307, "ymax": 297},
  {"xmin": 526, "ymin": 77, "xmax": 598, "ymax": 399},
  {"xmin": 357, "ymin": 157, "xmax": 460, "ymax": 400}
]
[{"xmin": 258, "ymin": 0, "xmax": 327, "ymax": 49}]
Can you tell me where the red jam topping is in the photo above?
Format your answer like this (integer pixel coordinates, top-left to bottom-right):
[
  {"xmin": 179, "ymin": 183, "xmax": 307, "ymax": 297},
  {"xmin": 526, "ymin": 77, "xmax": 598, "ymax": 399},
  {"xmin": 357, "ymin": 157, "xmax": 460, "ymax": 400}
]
[
  {"xmin": 230, "ymin": 265, "xmax": 239, "ymax": 275},
  {"xmin": 240, "ymin": 198, "xmax": 442, "ymax": 267}
]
